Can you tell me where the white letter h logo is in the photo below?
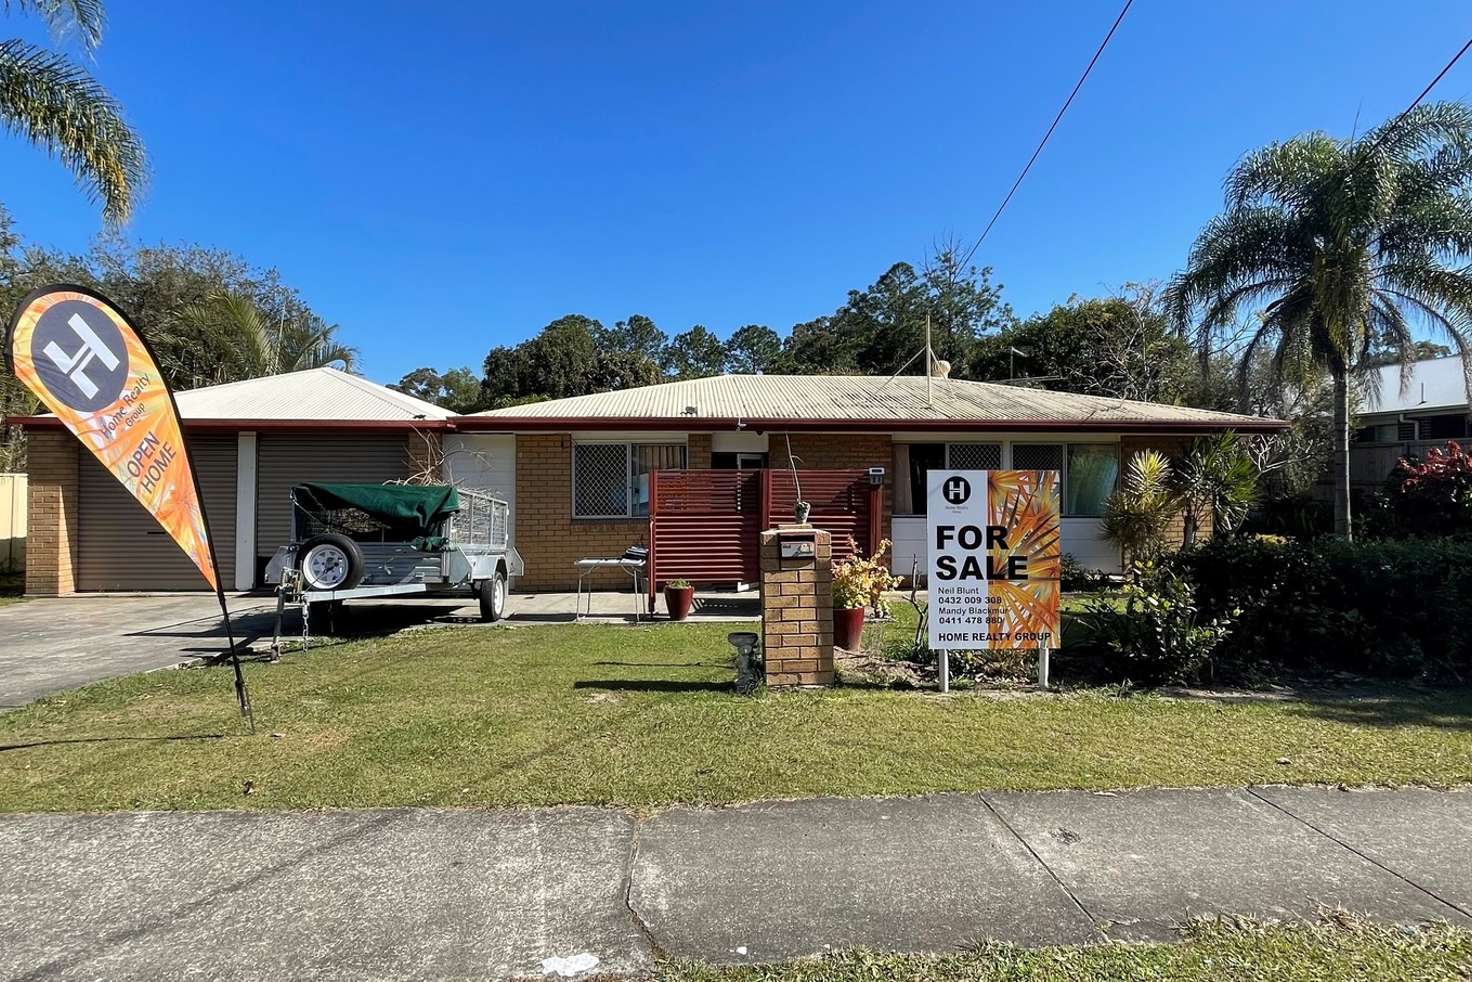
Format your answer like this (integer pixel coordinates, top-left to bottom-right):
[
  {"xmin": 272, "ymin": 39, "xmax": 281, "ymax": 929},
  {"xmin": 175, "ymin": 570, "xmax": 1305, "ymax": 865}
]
[{"xmin": 43, "ymin": 314, "xmax": 120, "ymax": 400}]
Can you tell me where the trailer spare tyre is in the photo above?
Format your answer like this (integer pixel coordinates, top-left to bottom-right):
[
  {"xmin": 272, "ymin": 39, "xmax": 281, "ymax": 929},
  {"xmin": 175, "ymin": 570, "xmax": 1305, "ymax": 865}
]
[{"xmin": 296, "ymin": 533, "xmax": 365, "ymax": 592}]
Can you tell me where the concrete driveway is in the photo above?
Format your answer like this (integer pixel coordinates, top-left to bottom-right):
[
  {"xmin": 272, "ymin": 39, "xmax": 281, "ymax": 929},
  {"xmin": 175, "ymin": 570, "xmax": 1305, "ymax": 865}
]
[
  {"xmin": 0, "ymin": 594, "xmax": 282, "ymax": 709},
  {"xmin": 0, "ymin": 588, "xmax": 758, "ymax": 710}
]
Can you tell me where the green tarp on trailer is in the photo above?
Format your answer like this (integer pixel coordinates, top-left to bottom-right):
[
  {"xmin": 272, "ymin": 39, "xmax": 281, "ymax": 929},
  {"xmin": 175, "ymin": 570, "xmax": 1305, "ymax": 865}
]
[{"xmin": 294, "ymin": 483, "xmax": 460, "ymax": 540}]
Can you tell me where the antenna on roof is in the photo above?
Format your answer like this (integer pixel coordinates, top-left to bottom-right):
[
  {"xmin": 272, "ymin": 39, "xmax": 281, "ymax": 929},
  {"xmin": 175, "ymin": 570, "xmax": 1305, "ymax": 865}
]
[{"xmin": 926, "ymin": 314, "xmax": 933, "ymax": 409}]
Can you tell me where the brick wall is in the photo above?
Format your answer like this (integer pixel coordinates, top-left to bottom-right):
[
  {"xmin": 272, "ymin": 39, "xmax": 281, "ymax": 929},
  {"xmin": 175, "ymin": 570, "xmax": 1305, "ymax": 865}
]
[
  {"xmin": 1119, "ymin": 435, "xmax": 1214, "ymax": 553},
  {"xmin": 687, "ymin": 433, "xmax": 712, "ymax": 469},
  {"xmin": 514, "ymin": 433, "xmax": 648, "ymax": 590},
  {"xmin": 25, "ymin": 430, "xmax": 78, "ymax": 596},
  {"xmin": 759, "ymin": 527, "xmax": 835, "ymax": 686},
  {"xmin": 770, "ymin": 431, "xmax": 894, "ymax": 556}
]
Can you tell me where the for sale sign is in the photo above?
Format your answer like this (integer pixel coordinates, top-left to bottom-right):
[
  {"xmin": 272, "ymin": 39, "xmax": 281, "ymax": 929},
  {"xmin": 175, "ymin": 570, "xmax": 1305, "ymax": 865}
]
[{"xmin": 927, "ymin": 470, "xmax": 1061, "ymax": 651}]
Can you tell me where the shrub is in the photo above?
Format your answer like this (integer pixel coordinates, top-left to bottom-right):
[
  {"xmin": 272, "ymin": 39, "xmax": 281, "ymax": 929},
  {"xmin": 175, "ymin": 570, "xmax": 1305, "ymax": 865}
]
[
  {"xmin": 1386, "ymin": 441, "xmax": 1472, "ymax": 536},
  {"xmin": 832, "ymin": 538, "xmax": 900, "ymax": 614},
  {"xmin": 1060, "ymin": 553, "xmax": 1112, "ymax": 592},
  {"xmin": 1172, "ymin": 535, "xmax": 1472, "ymax": 679},
  {"xmin": 1079, "ymin": 562, "xmax": 1235, "ymax": 685}
]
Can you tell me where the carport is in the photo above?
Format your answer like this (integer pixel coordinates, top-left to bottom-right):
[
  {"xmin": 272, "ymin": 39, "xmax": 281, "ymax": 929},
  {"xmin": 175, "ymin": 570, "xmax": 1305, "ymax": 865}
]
[{"xmin": 12, "ymin": 368, "xmax": 459, "ymax": 595}]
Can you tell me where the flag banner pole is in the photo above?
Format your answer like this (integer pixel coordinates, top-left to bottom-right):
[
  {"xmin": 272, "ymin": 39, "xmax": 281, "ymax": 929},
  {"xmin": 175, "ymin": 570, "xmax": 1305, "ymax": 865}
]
[{"xmin": 5, "ymin": 284, "xmax": 254, "ymax": 727}]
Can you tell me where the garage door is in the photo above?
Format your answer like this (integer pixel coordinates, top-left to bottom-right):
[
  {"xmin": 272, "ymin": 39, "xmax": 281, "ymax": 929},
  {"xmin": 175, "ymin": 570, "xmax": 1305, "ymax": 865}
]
[
  {"xmin": 77, "ymin": 435, "xmax": 238, "ymax": 591},
  {"xmin": 254, "ymin": 434, "xmax": 410, "ymax": 566}
]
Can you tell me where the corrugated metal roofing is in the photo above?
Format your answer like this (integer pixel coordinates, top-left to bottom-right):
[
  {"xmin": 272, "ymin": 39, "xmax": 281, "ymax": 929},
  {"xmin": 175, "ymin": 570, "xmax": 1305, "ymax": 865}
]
[
  {"xmin": 468, "ymin": 374, "xmax": 1281, "ymax": 428},
  {"xmin": 173, "ymin": 367, "xmax": 450, "ymax": 421}
]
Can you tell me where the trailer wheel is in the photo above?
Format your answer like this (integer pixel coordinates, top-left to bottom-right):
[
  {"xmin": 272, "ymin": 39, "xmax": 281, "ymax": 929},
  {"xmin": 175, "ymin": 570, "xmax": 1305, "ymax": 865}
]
[
  {"xmin": 478, "ymin": 572, "xmax": 507, "ymax": 622},
  {"xmin": 297, "ymin": 534, "xmax": 364, "ymax": 592}
]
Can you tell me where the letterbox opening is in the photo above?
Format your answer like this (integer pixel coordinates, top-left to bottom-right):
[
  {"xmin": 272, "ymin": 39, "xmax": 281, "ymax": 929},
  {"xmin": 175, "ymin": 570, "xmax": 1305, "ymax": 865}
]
[{"xmin": 778, "ymin": 529, "xmax": 817, "ymax": 560}]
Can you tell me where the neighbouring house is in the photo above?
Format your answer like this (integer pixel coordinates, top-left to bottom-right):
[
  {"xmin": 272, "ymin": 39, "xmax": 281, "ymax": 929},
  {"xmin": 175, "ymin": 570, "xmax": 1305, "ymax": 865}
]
[
  {"xmin": 11, "ymin": 368, "xmax": 453, "ymax": 594},
  {"xmin": 10, "ymin": 369, "xmax": 1284, "ymax": 596},
  {"xmin": 1351, "ymin": 355, "xmax": 1472, "ymax": 491},
  {"xmin": 452, "ymin": 374, "xmax": 1284, "ymax": 591}
]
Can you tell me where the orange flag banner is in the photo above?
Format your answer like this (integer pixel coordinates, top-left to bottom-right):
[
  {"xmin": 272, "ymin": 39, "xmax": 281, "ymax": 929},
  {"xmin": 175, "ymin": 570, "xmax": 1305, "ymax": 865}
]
[{"xmin": 5, "ymin": 285, "xmax": 218, "ymax": 590}]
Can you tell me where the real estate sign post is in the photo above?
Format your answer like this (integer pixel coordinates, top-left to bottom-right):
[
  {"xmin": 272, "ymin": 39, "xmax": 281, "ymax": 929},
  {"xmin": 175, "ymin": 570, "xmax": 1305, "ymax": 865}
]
[
  {"xmin": 926, "ymin": 469, "xmax": 1062, "ymax": 691},
  {"xmin": 5, "ymin": 285, "xmax": 252, "ymax": 725}
]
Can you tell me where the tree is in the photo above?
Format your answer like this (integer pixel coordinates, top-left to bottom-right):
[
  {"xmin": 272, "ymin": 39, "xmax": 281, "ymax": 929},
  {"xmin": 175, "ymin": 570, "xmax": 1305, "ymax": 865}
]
[
  {"xmin": 393, "ymin": 366, "xmax": 484, "ymax": 413},
  {"xmin": 1, "ymin": 1, "xmax": 146, "ymax": 223},
  {"xmin": 662, "ymin": 324, "xmax": 726, "ymax": 379},
  {"xmin": 724, "ymin": 324, "xmax": 781, "ymax": 373},
  {"xmin": 603, "ymin": 314, "xmax": 666, "ymax": 362},
  {"xmin": 1166, "ymin": 103, "xmax": 1472, "ymax": 539},
  {"xmin": 175, "ymin": 292, "xmax": 356, "ymax": 381},
  {"xmin": 780, "ymin": 247, "xmax": 1012, "ymax": 376},
  {"xmin": 968, "ymin": 287, "xmax": 1194, "ymax": 401},
  {"xmin": 1175, "ymin": 431, "xmax": 1260, "ymax": 547}
]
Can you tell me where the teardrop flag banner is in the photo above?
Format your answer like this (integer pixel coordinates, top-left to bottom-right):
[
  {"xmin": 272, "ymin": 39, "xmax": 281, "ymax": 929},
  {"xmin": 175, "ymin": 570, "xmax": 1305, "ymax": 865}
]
[{"xmin": 5, "ymin": 284, "xmax": 252, "ymax": 725}]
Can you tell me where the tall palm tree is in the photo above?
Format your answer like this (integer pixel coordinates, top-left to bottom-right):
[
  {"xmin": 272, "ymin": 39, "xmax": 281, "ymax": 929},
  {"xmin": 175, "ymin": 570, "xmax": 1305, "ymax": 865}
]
[
  {"xmin": 1166, "ymin": 102, "xmax": 1472, "ymax": 538},
  {"xmin": 177, "ymin": 292, "xmax": 357, "ymax": 383},
  {"xmin": 1, "ymin": 0, "xmax": 146, "ymax": 223}
]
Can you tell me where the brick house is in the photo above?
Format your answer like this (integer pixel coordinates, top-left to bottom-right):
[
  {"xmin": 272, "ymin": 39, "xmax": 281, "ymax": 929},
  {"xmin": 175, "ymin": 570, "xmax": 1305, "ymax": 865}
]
[
  {"xmin": 11, "ymin": 370, "xmax": 1284, "ymax": 596},
  {"xmin": 451, "ymin": 374, "xmax": 1284, "ymax": 591}
]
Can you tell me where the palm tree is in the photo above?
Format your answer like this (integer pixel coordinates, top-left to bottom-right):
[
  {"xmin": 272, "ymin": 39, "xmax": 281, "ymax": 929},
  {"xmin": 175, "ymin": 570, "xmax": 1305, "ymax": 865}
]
[
  {"xmin": 1, "ymin": 0, "xmax": 146, "ymax": 223},
  {"xmin": 1166, "ymin": 103, "xmax": 1472, "ymax": 538},
  {"xmin": 1176, "ymin": 431, "xmax": 1260, "ymax": 547},
  {"xmin": 176, "ymin": 292, "xmax": 357, "ymax": 383}
]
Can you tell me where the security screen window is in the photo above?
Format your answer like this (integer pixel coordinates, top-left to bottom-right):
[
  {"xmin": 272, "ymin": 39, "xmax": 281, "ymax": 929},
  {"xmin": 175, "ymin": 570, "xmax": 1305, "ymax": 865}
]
[
  {"xmin": 1010, "ymin": 443, "xmax": 1064, "ymax": 474},
  {"xmin": 572, "ymin": 442, "xmax": 689, "ymax": 519}
]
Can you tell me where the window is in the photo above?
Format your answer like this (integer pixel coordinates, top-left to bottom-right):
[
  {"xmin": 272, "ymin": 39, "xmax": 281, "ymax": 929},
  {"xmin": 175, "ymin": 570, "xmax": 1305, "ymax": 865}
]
[
  {"xmin": 1065, "ymin": 445, "xmax": 1119, "ymax": 517},
  {"xmin": 947, "ymin": 442, "xmax": 1002, "ymax": 470},
  {"xmin": 572, "ymin": 442, "xmax": 687, "ymax": 519},
  {"xmin": 633, "ymin": 444, "xmax": 685, "ymax": 516},
  {"xmin": 893, "ymin": 442, "xmax": 1003, "ymax": 514},
  {"xmin": 1011, "ymin": 443, "xmax": 1063, "ymax": 473}
]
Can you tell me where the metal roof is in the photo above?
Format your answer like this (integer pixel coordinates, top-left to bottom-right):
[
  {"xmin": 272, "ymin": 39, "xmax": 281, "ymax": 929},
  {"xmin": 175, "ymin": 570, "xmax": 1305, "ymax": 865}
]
[
  {"xmin": 171, "ymin": 367, "xmax": 451, "ymax": 421},
  {"xmin": 10, "ymin": 367, "xmax": 451, "ymax": 430},
  {"xmin": 463, "ymin": 374, "xmax": 1284, "ymax": 431},
  {"xmin": 1360, "ymin": 355, "xmax": 1471, "ymax": 417}
]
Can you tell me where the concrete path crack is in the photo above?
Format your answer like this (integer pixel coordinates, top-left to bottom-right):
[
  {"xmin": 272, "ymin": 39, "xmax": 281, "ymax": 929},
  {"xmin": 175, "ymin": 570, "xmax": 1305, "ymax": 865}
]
[{"xmin": 2, "ymin": 786, "xmax": 1469, "ymax": 979}]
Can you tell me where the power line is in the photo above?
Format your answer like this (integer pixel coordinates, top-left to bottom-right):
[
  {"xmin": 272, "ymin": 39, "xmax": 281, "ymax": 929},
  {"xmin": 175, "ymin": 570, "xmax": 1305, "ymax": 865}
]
[
  {"xmin": 1355, "ymin": 35, "xmax": 1472, "ymax": 164},
  {"xmin": 958, "ymin": 0, "xmax": 1134, "ymax": 271}
]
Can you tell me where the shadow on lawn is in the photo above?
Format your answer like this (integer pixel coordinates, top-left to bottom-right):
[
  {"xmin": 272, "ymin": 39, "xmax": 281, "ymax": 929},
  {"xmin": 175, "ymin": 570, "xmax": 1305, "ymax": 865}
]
[
  {"xmin": 573, "ymin": 679, "xmax": 732, "ymax": 694},
  {"xmin": 0, "ymin": 733, "xmax": 227, "ymax": 752},
  {"xmin": 1282, "ymin": 689, "xmax": 1472, "ymax": 731}
]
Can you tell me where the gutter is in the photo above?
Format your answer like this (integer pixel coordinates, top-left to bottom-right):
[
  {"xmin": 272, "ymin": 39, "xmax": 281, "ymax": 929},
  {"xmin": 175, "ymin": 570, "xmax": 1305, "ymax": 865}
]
[
  {"xmin": 447, "ymin": 414, "xmax": 1290, "ymax": 434},
  {"xmin": 5, "ymin": 416, "xmax": 450, "ymax": 432}
]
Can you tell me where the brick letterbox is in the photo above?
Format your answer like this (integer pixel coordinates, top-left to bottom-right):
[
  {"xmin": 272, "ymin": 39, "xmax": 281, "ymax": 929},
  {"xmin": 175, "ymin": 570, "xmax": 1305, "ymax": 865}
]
[{"xmin": 759, "ymin": 525, "xmax": 835, "ymax": 686}]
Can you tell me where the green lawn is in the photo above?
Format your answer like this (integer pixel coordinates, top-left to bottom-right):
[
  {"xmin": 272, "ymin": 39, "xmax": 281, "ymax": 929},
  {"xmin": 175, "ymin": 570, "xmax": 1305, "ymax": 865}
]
[
  {"xmin": 659, "ymin": 918, "xmax": 1472, "ymax": 981},
  {"xmin": 0, "ymin": 571, "xmax": 23, "ymax": 607},
  {"xmin": 1, "ymin": 611, "xmax": 1469, "ymax": 813}
]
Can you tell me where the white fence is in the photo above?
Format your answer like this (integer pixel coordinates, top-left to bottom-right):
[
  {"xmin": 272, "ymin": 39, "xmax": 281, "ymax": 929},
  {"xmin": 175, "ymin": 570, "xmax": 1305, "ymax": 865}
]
[{"xmin": 0, "ymin": 473, "xmax": 24, "ymax": 574}]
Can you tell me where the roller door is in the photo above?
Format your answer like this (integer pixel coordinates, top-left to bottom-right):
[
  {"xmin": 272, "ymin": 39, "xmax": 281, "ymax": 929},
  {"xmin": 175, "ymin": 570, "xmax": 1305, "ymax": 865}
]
[
  {"xmin": 76, "ymin": 435, "xmax": 238, "ymax": 591},
  {"xmin": 254, "ymin": 434, "xmax": 410, "ymax": 567}
]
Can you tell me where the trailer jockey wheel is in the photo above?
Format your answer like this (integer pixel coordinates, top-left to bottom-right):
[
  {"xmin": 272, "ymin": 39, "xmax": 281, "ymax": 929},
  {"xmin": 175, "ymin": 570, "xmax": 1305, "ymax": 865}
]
[
  {"xmin": 296, "ymin": 534, "xmax": 364, "ymax": 592},
  {"xmin": 478, "ymin": 572, "xmax": 507, "ymax": 622}
]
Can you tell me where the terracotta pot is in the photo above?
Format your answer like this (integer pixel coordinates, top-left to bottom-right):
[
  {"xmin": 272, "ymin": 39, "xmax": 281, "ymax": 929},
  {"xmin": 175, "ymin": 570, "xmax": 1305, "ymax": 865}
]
[
  {"xmin": 834, "ymin": 606, "xmax": 865, "ymax": 651},
  {"xmin": 664, "ymin": 585, "xmax": 695, "ymax": 621}
]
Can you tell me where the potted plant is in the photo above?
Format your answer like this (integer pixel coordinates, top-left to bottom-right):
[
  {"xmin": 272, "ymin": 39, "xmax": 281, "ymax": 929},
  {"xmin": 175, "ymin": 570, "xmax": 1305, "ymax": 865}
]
[
  {"xmin": 664, "ymin": 578, "xmax": 695, "ymax": 621},
  {"xmin": 830, "ymin": 540, "xmax": 898, "ymax": 651}
]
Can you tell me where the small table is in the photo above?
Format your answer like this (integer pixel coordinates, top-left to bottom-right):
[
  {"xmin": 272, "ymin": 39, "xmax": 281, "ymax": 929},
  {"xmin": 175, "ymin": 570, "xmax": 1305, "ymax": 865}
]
[{"xmin": 574, "ymin": 557, "xmax": 646, "ymax": 622}]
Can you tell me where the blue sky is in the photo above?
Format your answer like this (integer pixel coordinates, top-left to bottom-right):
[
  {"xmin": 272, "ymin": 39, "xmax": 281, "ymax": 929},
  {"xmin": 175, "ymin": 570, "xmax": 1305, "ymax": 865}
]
[{"xmin": 2, "ymin": 1, "xmax": 1470, "ymax": 381}]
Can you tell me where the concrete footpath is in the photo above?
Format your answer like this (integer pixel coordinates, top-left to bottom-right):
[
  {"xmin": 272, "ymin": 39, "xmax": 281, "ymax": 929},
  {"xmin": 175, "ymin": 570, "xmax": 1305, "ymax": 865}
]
[{"xmin": 1, "ymin": 787, "xmax": 1469, "ymax": 980}]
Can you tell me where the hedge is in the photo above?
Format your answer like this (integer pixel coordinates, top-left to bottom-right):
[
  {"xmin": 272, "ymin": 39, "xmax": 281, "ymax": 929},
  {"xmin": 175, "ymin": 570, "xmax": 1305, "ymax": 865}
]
[{"xmin": 1169, "ymin": 536, "xmax": 1472, "ymax": 679}]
